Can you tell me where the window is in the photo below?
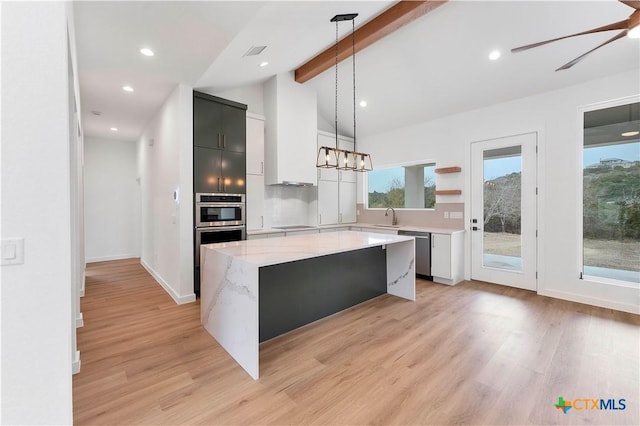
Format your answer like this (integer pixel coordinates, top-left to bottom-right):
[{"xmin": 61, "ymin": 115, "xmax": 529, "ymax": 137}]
[
  {"xmin": 582, "ymin": 101, "xmax": 640, "ymax": 284},
  {"xmin": 368, "ymin": 163, "xmax": 435, "ymax": 209}
]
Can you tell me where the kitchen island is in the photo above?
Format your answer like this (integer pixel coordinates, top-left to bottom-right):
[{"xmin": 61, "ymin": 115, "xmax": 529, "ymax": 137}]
[{"xmin": 200, "ymin": 231, "xmax": 415, "ymax": 379}]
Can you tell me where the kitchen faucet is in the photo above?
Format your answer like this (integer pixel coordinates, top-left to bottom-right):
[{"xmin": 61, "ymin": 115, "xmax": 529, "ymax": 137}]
[{"xmin": 385, "ymin": 207, "xmax": 398, "ymax": 226}]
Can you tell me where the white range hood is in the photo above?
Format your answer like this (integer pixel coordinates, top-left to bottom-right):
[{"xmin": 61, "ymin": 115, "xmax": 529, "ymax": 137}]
[{"xmin": 264, "ymin": 72, "xmax": 317, "ymax": 186}]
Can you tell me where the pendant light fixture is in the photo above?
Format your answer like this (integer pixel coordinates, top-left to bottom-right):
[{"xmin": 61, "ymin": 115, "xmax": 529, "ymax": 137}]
[{"xmin": 315, "ymin": 13, "xmax": 373, "ymax": 172}]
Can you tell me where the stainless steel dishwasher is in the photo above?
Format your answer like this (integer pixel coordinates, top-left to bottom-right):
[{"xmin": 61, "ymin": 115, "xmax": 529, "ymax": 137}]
[{"xmin": 398, "ymin": 230, "xmax": 431, "ymax": 278}]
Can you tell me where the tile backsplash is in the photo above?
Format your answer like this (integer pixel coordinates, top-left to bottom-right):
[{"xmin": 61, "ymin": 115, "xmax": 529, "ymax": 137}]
[
  {"xmin": 264, "ymin": 185, "xmax": 317, "ymax": 228},
  {"xmin": 356, "ymin": 202, "xmax": 464, "ymax": 229}
]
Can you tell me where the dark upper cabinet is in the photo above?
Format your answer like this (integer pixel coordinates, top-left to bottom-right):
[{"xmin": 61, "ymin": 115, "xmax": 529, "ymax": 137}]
[
  {"xmin": 193, "ymin": 96, "xmax": 222, "ymax": 149},
  {"xmin": 220, "ymin": 150, "xmax": 246, "ymax": 193},
  {"xmin": 193, "ymin": 92, "xmax": 246, "ymax": 153},
  {"xmin": 193, "ymin": 92, "xmax": 247, "ymax": 194},
  {"xmin": 194, "ymin": 147, "xmax": 246, "ymax": 194},
  {"xmin": 221, "ymin": 106, "xmax": 246, "ymax": 153}
]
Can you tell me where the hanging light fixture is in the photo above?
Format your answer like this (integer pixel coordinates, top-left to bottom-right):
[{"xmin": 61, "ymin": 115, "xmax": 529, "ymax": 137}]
[{"xmin": 315, "ymin": 13, "xmax": 373, "ymax": 172}]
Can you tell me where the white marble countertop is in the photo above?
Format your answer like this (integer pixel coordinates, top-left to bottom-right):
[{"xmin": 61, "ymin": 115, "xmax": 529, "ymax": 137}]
[
  {"xmin": 246, "ymin": 223, "xmax": 464, "ymax": 236},
  {"xmin": 202, "ymin": 230, "xmax": 414, "ymax": 267}
]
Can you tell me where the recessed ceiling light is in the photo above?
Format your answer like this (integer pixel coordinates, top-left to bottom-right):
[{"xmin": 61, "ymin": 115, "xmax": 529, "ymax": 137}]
[
  {"xmin": 359, "ymin": 100, "xmax": 367, "ymax": 108},
  {"xmin": 259, "ymin": 61, "xmax": 269, "ymax": 67},
  {"xmin": 621, "ymin": 130, "xmax": 639, "ymax": 137},
  {"xmin": 122, "ymin": 85, "xmax": 134, "ymax": 92},
  {"xmin": 140, "ymin": 47, "xmax": 154, "ymax": 57},
  {"xmin": 489, "ymin": 50, "xmax": 501, "ymax": 61},
  {"xmin": 110, "ymin": 127, "xmax": 118, "ymax": 132}
]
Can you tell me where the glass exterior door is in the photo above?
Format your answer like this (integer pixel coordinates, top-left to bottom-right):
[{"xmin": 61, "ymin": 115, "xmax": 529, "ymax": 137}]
[{"xmin": 471, "ymin": 133, "xmax": 537, "ymax": 291}]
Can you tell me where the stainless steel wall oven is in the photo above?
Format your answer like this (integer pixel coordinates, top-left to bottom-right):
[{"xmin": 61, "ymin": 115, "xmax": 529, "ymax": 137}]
[{"xmin": 194, "ymin": 193, "xmax": 246, "ymax": 296}]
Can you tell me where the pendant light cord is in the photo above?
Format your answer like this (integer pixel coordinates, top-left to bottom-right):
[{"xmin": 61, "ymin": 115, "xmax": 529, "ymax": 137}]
[
  {"xmin": 334, "ymin": 20, "xmax": 339, "ymax": 150},
  {"xmin": 352, "ymin": 18, "xmax": 356, "ymax": 153}
]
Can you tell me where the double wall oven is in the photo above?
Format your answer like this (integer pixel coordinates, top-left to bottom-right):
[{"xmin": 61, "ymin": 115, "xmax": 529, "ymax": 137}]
[{"xmin": 194, "ymin": 193, "xmax": 246, "ymax": 296}]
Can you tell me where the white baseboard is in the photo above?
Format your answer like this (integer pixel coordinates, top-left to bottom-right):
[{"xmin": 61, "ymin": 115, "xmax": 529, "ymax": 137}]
[
  {"xmin": 538, "ymin": 288, "xmax": 640, "ymax": 314},
  {"xmin": 72, "ymin": 350, "xmax": 81, "ymax": 375},
  {"xmin": 86, "ymin": 253, "xmax": 139, "ymax": 263},
  {"xmin": 140, "ymin": 259, "xmax": 196, "ymax": 305},
  {"xmin": 76, "ymin": 312, "xmax": 84, "ymax": 328}
]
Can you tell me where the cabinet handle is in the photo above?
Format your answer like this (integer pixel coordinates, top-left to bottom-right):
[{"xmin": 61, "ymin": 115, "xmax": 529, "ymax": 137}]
[
  {"xmin": 223, "ymin": 179, "xmax": 226, "ymax": 192},
  {"xmin": 217, "ymin": 177, "xmax": 221, "ymax": 192},
  {"xmin": 223, "ymin": 135, "xmax": 227, "ymax": 148},
  {"xmin": 261, "ymin": 161, "xmax": 264, "ymax": 174},
  {"xmin": 319, "ymin": 214, "xmax": 322, "ymax": 225},
  {"xmin": 432, "ymin": 237, "xmax": 435, "ymax": 249},
  {"xmin": 261, "ymin": 216, "xmax": 264, "ymax": 228}
]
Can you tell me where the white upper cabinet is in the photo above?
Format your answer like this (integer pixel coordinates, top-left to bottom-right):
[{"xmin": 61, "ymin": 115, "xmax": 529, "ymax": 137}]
[
  {"xmin": 246, "ymin": 114, "xmax": 265, "ymax": 230},
  {"xmin": 317, "ymin": 132, "xmax": 338, "ymax": 182},
  {"xmin": 316, "ymin": 130, "xmax": 357, "ymax": 225},
  {"xmin": 339, "ymin": 181, "xmax": 357, "ymax": 223},
  {"xmin": 337, "ymin": 137, "xmax": 356, "ymax": 184},
  {"xmin": 246, "ymin": 113, "xmax": 265, "ymax": 176},
  {"xmin": 264, "ymin": 73, "xmax": 317, "ymax": 186}
]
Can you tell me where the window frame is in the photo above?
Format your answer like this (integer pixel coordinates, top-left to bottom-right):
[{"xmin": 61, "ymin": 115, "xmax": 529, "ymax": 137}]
[
  {"xmin": 577, "ymin": 95, "xmax": 640, "ymax": 289},
  {"xmin": 365, "ymin": 159, "xmax": 437, "ymax": 211}
]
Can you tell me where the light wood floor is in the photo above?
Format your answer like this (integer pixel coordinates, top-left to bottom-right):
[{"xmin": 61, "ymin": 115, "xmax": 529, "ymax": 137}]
[{"xmin": 74, "ymin": 258, "xmax": 639, "ymax": 425}]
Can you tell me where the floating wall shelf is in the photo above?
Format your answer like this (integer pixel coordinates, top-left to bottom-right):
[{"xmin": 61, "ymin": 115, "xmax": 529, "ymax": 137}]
[
  {"xmin": 434, "ymin": 166, "xmax": 461, "ymax": 174},
  {"xmin": 435, "ymin": 189, "xmax": 462, "ymax": 196}
]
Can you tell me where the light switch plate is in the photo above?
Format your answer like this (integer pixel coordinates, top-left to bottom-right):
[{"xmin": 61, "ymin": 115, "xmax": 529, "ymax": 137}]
[{"xmin": 2, "ymin": 238, "xmax": 24, "ymax": 266}]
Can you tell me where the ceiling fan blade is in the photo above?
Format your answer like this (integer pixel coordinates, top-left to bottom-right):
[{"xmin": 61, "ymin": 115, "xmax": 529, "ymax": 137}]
[
  {"xmin": 556, "ymin": 30, "xmax": 627, "ymax": 71},
  {"xmin": 619, "ymin": 1, "xmax": 640, "ymax": 10},
  {"xmin": 511, "ymin": 20, "xmax": 628, "ymax": 53}
]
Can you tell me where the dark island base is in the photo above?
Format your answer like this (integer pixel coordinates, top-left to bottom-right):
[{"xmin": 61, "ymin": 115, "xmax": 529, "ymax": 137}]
[{"xmin": 258, "ymin": 246, "xmax": 388, "ymax": 342}]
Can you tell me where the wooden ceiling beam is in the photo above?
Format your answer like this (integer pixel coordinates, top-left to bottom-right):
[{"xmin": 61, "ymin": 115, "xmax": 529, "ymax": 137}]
[{"xmin": 294, "ymin": 0, "xmax": 448, "ymax": 84}]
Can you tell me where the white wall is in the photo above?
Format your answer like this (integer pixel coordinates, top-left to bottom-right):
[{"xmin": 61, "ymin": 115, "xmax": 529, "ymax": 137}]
[
  {"xmin": 360, "ymin": 69, "xmax": 640, "ymax": 314},
  {"xmin": 84, "ymin": 137, "xmax": 140, "ymax": 262},
  {"xmin": 1, "ymin": 1, "xmax": 74, "ymax": 423},
  {"xmin": 208, "ymin": 82, "xmax": 264, "ymax": 116},
  {"xmin": 137, "ymin": 84, "xmax": 195, "ymax": 304}
]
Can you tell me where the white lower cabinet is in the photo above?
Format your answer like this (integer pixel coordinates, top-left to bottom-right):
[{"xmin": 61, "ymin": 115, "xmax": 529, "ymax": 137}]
[
  {"xmin": 246, "ymin": 174, "xmax": 265, "ymax": 230},
  {"xmin": 320, "ymin": 227, "xmax": 349, "ymax": 233},
  {"xmin": 367, "ymin": 228, "xmax": 397, "ymax": 235},
  {"xmin": 285, "ymin": 229, "xmax": 319, "ymax": 237},
  {"xmin": 431, "ymin": 234, "xmax": 451, "ymax": 279},
  {"xmin": 431, "ymin": 232, "xmax": 464, "ymax": 285}
]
